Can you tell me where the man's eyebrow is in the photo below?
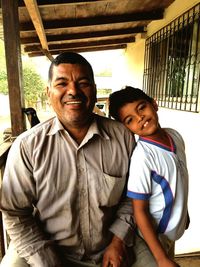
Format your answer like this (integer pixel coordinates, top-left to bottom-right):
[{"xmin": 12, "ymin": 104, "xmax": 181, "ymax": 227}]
[
  {"xmin": 54, "ymin": 77, "xmax": 67, "ymax": 82},
  {"xmin": 77, "ymin": 76, "xmax": 92, "ymax": 81},
  {"xmin": 54, "ymin": 76, "xmax": 91, "ymax": 82}
]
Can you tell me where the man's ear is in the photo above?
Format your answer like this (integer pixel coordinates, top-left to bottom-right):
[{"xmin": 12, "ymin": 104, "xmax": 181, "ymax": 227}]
[
  {"xmin": 152, "ymin": 99, "xmax": 158, "ymax": 111},
  {"xmin": 94, "ymin": 84, "xmax": 97, "ymax": 103},
  {"xmin": 46, "ymin": 86, "xmax": 50, "ymax": 98}
]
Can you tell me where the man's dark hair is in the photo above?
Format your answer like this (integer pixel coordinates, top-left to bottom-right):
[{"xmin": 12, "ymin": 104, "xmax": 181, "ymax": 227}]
[
  {"xmin": 109, "ymin": 86, "xmax": 153, "ymax": 121},
  {"xmin": 48, "ymin": 52, "xmax": 95, "ymax": 83}
]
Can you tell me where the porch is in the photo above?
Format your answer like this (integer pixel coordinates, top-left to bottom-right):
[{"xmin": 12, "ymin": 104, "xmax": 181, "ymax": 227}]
[{"xmin": 0, "ymin": 0, "xmax": 200, "ymax": 264}]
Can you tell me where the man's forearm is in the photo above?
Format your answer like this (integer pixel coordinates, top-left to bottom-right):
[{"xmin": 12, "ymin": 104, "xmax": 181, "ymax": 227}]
[{"xmin": 109, "ymin": 197, "xmax": 135, "ymax": 246}]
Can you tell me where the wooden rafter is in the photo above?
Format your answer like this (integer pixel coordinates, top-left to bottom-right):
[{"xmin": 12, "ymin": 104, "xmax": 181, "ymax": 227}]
[
  {"xmin": 28, "ymin": 44, "xmax": 127, "ymax": 57},
  {"xmin": 20, "ymin": 10, "xmax": 164, "ymax": 31},
  {"xmin": 24, "ymin": 37, "xmax": 135, "ymax": 53},
  {"xmin": 19, "ymin": 0, "xmax": 117, "ymax": 7},
  {"xmin": 23, "ymin": 0, "xmax": 54, "ymax": 61},
  {"xmin": 21, "ymin": 26, "xmax": 146, "ymax": 45},
  {"xmin": 14, "ymin": 0, "xmax": 174, "ymax": 57}
]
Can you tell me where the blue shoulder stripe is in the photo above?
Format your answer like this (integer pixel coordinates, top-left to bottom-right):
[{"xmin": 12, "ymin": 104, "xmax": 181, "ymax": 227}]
[{"xmin": 127, "ymin": 190, "xmax": 151, "ymax": 200}]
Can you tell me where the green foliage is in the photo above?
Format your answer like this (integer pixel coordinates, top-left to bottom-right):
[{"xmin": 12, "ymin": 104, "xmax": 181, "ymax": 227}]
[
  {"xmin": 22, "ymin": 65, "xmax": 46, "ymax": 106},
  {"xmin": 0, "ymin": 40, "xmax": 6, "ymax": 69},
  {"xmin": 0, "ymin": 40, "xmax": 8, "ymax": 94},
  {"xmin": 95, "ymin": 69, "xmax": 112, "ymax": 77},
  {"xmin": 97, "ymin": 88, "xmax": 112, "ymax": 96},
  {"xmin": 0, "ymin": 39, "xmax": 46, "ymax": 107},
  {"xmin": 0, "ymin": 70, "xmax": 8, "ymax": 94}
]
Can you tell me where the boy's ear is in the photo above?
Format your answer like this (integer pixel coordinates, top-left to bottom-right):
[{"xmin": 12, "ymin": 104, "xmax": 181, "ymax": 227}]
[{"xmin": 152, "ymin": 99, "xmax": 158, "ymax": 111}]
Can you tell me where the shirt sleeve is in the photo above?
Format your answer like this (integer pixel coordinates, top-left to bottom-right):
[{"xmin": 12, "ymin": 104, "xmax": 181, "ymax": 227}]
[
  {"xmin": 109, "ymin": 130, "xmax": 136, "ymax": 247},
  {"xmin": 127, "ymin": 143, "xmax": 152, "ymax": 200},
  {"xmin": 0, "ymin": 137, "xmax": 62, "ymax": 267},
  {"xmin": 109, "ymin": 195, "xmax": 135, "ymax": 246}
]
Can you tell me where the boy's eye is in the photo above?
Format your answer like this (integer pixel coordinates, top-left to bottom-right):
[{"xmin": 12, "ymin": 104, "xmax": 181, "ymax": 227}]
[
  {"xmin": 125, "ymin": 117, "xmax": 133, "ymax": 125},
  {"xmin": 138, "ymin": 103, "xmax": 146, "ymax": 111}
]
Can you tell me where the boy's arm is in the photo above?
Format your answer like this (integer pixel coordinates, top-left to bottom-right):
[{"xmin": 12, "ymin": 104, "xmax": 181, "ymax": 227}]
[{"xmin": 132, "ymin": 199, "xmax": 179, "ymax": 267}]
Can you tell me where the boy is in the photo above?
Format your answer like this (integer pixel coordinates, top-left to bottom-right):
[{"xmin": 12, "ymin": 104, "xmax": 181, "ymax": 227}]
[{"xmin": 109, "ymin": 86, "xmax": 189, "ymax": 267}]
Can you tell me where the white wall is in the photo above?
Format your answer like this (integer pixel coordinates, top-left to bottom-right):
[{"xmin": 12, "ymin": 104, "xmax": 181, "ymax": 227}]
[
  {"xmin": 158, "ymin": 108, "xmax": 200, "ymax": 254},
  {"xmin": 0, "ymin": 94, "xmax": 10, "ymax": 116}
]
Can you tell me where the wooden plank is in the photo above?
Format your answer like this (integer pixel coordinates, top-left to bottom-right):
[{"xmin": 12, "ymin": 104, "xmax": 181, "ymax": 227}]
[
  {"xmin": 20, "ymin": 10, "xmax": 164, "ymax": 31},
  {"xmin": 21, "ymin": 26, "xmax": 145, "ymax": 44},
  {"xmin": 23, "ymin": 0, "xmax": 54, "ymax": 61},
  {"xmin": 24, "ymin": 36, "xmax": 134, "ymax": 52},
  {"xmin": 18, "ymin": 0, "xmax": 114, "ymax": 7},
  {"xmin": 28, "ymin": 44, "xmax": 127, "ymax": 57},
  {"xmin": 1, "ymin": 0, "xmax": 26, "ymax": 137}
]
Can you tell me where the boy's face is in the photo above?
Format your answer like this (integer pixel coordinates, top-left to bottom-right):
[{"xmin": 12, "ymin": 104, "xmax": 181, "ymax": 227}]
[{"xmin": 118, "ymin": 99, "xmax": 160, "ymax": 137}]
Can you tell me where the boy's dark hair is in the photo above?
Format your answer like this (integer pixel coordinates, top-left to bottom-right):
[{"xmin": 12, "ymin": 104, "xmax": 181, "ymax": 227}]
[
  {"xmin": 48, "ymin": 52, "xmax": 94, "ymax": 84},
  {"xmin": 109, "ymin": 86, "xmax": 153, "ymax": 121}
]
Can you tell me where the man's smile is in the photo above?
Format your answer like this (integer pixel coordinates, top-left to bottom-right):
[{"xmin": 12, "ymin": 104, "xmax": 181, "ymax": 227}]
[{"xmin": 64, "ymin": 100, "xmax": 82, "ymax": 105}]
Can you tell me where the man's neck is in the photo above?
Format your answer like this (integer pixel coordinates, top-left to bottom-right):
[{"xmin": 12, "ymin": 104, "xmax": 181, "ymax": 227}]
[
  {"xmin": 64, "ymin": 116, "xmax": 94, "ymax": 145},
  {"xmin": 69, "ymin": 126, "xmax": 89, "ymax": 144}
]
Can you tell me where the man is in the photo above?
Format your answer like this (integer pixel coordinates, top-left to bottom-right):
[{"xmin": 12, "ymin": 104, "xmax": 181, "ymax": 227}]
[{"xmin": 0, "ymin": 52, "xmax": 156, "ymax": 267}]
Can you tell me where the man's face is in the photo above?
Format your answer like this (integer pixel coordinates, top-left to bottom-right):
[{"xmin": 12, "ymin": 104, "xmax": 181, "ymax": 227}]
[{"xmin": 47, "ymin": 63, "xmax": 97, "ymax": 129}]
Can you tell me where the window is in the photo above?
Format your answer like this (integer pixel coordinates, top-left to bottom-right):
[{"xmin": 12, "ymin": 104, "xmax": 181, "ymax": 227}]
[{"xmin": 143, "ymin": 3, "xmax": 200, "ymax": 112}]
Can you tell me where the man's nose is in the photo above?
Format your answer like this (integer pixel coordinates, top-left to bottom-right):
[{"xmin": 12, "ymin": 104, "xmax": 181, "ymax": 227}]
[{"xmin": 67, "ymin": 82, "xmax": 79, "ymax": 95}]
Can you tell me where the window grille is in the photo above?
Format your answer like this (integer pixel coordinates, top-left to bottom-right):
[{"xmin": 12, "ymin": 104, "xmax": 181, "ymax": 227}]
[{"xmin": 143, "ymin": 3, "xmax": 200, "ymax": 112}]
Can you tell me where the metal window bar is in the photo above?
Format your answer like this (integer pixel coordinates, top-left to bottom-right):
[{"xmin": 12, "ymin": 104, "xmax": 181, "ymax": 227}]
[{"xmin": 143, "ymin": 3, "xmax": 200, "ymax": 112}]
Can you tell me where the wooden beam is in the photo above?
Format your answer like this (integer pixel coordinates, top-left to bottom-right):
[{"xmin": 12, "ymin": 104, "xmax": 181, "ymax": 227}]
[
  {"xmin": 21, "ymin": 26, "xmax": 146, "ymax": 45},
  {"xmin": 20, "ymin": 10, "xmax": 164, "ymax": 31},
  {"xmin": 23, "ymin": 0, "xmax": 54, "ymax": 61},
  {"xmin": 28, "ymin": 44, "xmax": 127, "ymax": 57},
  {"xmin": 24, "ymin": 37, "xmax": 135, "ymax": 52},
  {"xmin": 19, "ymin": 0, "xmax": 114, "ymax": 7},
  {"xmin": 2, "ymin": 0, "xmax": 26, "ymax": 137}
]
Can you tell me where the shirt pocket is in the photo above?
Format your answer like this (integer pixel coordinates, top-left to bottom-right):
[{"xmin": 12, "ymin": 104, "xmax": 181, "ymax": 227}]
[{"xmin": 98, "ymin": 173, "xmax": 126, "ymax": 207}]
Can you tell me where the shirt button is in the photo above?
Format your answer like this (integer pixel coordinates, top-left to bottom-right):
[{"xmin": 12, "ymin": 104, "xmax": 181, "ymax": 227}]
[{"xmin": 78, "ymin": 167, "xmax": 84, "ymax": 173}]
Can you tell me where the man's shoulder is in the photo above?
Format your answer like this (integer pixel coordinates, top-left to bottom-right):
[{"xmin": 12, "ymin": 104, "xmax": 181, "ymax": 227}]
[
  {"xmin": 165, "ymin": 127, "xmax": 184, "ymax": 144},
  {"xmin": 15, "ymin": 116, "xmax": 56, "ymax": 143},
  {"xmin": 95, "ymin": 114, "xmax": 133, "ymax": 135}
]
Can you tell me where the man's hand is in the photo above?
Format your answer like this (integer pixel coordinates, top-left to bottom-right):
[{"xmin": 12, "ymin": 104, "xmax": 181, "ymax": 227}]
[{"xmin": 102, "ymin": 236, "xmax": 130, "ymax": 267}]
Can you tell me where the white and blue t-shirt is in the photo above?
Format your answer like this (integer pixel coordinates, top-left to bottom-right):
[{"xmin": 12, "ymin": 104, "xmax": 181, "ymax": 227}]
[{"xmin": 127, "ymin": 128, "xmax": 188, "ymax": 241}]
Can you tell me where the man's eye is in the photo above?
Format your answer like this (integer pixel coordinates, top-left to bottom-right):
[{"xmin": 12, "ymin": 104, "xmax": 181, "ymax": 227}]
[
  {"xmin": 78, "ymin": 82, "xmax": 91, "ymax": 88},
  {"xmin": 56, "ymin": 82, "xmax": 66, "ymax": 87}
]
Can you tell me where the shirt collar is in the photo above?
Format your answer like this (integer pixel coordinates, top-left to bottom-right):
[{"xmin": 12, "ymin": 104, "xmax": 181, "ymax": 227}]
[
  {"xmin": 47, "ymin": 116, "xmax": 65, "ymax": 136},
  {"xmin": 47, "ymin": 114, "xmax": 110, "ymax": 141},
  {"xmin": 86, "ymin": 115, "xmax": 110, "ymax": 140}
]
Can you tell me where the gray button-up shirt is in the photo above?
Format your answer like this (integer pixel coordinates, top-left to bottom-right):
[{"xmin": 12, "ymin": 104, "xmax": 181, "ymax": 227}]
[{"xmin": 0, "ymin": 114, "xmax": 135, "ymax": 267}]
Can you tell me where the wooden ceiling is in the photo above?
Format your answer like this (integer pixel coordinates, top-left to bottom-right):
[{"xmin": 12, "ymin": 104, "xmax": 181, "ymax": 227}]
[{"xmin": 1, "ymin": 0, "xmax": 175, "ymax": 60}]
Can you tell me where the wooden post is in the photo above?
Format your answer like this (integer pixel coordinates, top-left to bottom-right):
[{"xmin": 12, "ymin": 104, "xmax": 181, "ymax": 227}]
[{"xmin": 1, "ymin": 0, "xmax": 26, "ymax": 137}]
